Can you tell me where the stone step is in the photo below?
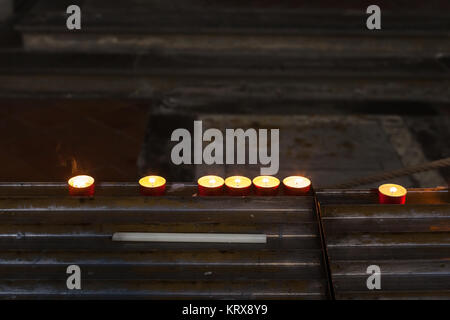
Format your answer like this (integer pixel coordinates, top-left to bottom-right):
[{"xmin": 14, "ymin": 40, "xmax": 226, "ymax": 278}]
[
  {"xmin": 0, "ymin": 51, "xmax": 449, "ymax": 101},
  {"xmin": 15, "ymin": 0, "xmax": 450, "ymax": 55}
]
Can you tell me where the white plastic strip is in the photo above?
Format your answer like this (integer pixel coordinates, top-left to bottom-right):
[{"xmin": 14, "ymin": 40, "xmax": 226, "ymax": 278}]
[{"xmin": 112, "ymin": 232, "xmax": 267, "ymax": 244}]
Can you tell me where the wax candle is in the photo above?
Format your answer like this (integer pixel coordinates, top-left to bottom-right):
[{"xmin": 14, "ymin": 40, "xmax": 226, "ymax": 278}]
[
  {"xmin": 283, "ymin": 176, "xmax": 311, "ymax": 195},
  {"xmin": 68, "ymin": 175, "xmax": 95, "ymax": 196},
  {"xmin": 198, "ymin": 175, "xmax": 224, "ymax": 196},
  {"xmin": 139, "ymin": 175, "xmax": 166, "ymax": 196},
  {"xmin": 378, "ymin": 183, "xmax": 407, "ymax": 204},
  {"xmin": 225, "ymin": 176, "xmax": 252, "ymax": 196},
  {"xmin": 252, "ymin": 176, "xmax": 280, "ymax": 196},
  {"xmin": 112, "ymin": 232, "xmax": 267, "ymax": 244}
]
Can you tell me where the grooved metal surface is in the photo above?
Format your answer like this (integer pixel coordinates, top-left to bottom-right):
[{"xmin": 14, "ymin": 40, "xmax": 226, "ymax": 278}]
[
  {"xmin": 317, "ymin": 188, "xmax": 450, "ymax": 300},
  {"xmin": 0, "ymin": 183, "xmax": 329, "ymax": 300}
]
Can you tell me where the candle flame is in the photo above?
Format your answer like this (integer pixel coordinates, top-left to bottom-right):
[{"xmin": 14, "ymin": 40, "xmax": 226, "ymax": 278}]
[
  {"xmin": 69, "ymin": 175, "xmax": 94, "ymax": 188},
  {"xmin": 225, "ymin": 176, "xmax": 251, "ymax": 189},
  {"xmin": 378, "ymin": 184, "xmax": 407, "ymax": 199},
  {"xmin": 139, "ymin": 176, "xmax": 166, "ymax": 188},
  {"xmin": 253, "ymin": 176, "xmax": 280, "ymax": 189},
  {"xmin": 198, "ymin": 176, "xmax": 224, "ymax": 189}
]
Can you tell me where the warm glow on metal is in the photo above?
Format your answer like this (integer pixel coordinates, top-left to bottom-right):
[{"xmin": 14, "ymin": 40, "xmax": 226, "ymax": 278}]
[{"xmin": 68, "ymin": 175, "xmax": 94, "ymax": 189}]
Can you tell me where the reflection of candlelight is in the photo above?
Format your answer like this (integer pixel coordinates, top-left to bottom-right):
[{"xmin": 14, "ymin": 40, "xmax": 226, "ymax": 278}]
[
  {"xmin": 283, "ymin": 176, "xmax": 311, "ymax": 195},
  {"xmin": 139, "ymin": 175, "xmax": 166, "ymax": 196},
  {"xmin": 253, "ymin": 176, "xmax": 280, "ymax": 196},
  {"xmin": 225, "ymin": 176, "xmax": 252, "ymax": 196},
  {"xmin": 198, "ymin": 175, "xmax": 224, "ymax": 196},
  {"xmin": 68, "ymin": 175, "xmax": 95, "ymax": 196},
  {"xmin": 378, "ymin": 183, "xmax": 407, "ymax": 204}
]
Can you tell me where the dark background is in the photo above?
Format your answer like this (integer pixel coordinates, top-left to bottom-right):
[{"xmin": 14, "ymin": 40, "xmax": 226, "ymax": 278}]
[{"xmin": 0, "ymin": 0, "xmax": 449, "ymax": 187}]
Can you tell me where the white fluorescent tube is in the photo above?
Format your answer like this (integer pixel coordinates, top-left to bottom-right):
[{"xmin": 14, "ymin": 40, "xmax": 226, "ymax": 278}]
[{"xmin": 112, "ymin": 232, "xmax": 267, "ymax": 244}]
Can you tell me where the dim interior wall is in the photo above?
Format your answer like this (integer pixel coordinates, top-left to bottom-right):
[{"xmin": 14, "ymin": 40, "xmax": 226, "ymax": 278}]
[{"xmin": 0, "ymin": 0, "xmax": 13, "ymax": 21}]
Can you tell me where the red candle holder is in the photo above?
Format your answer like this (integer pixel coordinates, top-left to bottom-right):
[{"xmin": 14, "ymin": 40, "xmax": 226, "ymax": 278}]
[
  {"xmin": 68, "ymin": 175, "xmax": 95, "ymax": 197},
  {"xmin": 252, "ymin": 176, "xmax": 280, "ymax": 196},
  {"xmin": 225, "ymin": 176, "xmax": 252, "ymax": 196},
  {"xmin": 283, "ymin": 176, "xmax": 311, "ymax": 196},
  {"xmin": 198, "ymin": 175, "xmax": 224, "ymax": 196},
  {"xmin": 139, "ymin": 175, "xmax": 166, "ymax": 196},
  {"xmin": 378, "ymin": 183, "xmax": 407, "ymax": 204}
]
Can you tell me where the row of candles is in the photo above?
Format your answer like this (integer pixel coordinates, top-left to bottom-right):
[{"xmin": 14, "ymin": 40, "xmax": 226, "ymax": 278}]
[
  {"xmin": 68, "ymin": 175, "xmax": 311, "ymax": 196},
  {"xmin": 68, "ymin": 174, "xmax": 407, "ymax": 204}
]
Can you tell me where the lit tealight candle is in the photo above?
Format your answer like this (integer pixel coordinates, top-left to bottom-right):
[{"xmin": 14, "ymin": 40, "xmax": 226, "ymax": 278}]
[
  {"xmin": 68, "ymin": 175, "xmax": 95, "ymax": 196},
  {"xmin": 139, "ymin": 175, "xmax": 166, "ymax": 196},
  {"xmin": 253, "ymin": 176, "xmax": 280, "ymax": 196},
  {"xmin": 225, "ymin": 176, "xmax": 252, "ymax": 196},
  {"xmin": 198, "ymin": 175, "xmax": 224, "ymax": 196},
  {"xmin": 283, "ymin": 176, "xmax": 312, "ymax": 195},
  {"xmin": 378, "ymin": 183, "xmax": 407, "ymax": 204}
]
